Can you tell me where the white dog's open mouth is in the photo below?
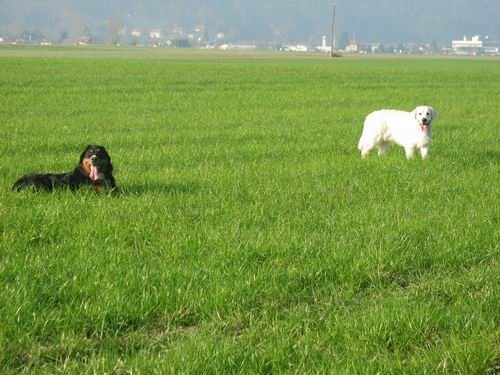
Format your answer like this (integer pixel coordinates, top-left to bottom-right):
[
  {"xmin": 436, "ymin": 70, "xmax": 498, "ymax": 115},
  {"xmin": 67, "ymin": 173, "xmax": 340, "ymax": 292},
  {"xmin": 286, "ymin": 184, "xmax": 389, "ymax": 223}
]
[{"xmin": 420, "ymin": 123, "xmax": 430, "ymax": 132}]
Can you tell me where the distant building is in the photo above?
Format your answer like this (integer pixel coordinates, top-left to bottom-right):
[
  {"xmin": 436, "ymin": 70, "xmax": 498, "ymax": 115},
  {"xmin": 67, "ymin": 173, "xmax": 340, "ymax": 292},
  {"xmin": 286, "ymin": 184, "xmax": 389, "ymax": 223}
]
[
  {"xmin": 149, "ymin": 29, "xmax": 163, "ymax": 39},
  {"xmin": 345, "ymin": 39, "xmax": 358, "ymax": 53},
  {"xmin": 192, "ymin": 25, "xmax": 207, "ymax": 45},
  {"xmin": 482, "ymin": 46, "xmax": 499, "ymax": 55},
  {"xmin": 370, "ymin": 43, "xmax": 381, "ymax": 53},
  {"xmin": 131, "ymin": 29, "xmax": 141, "ymax": 38},
  {"xmin": 172, "ymin": 27, "xmax": 183, "ymax": 36},
  {"xmin": 452, "ymin": 35, "xmax": 482, "ymax": 54},
  {"xmin": 195, "ymin": 25, "xmax": 206, "ymax": 34},
  {"xmin": 219, "ymin": 43, "xmax": 256, "ymax": 51},
  {"xmin": 79, "ymin": 35, "xmax": 91, "ymax": 44},
  {"xmin": 283, "ymin": 44, "xmax": 308, "ymax": 52},
  {"xmin": 316, "ymin": 35, "xmax": 332, "ymax": 53}
]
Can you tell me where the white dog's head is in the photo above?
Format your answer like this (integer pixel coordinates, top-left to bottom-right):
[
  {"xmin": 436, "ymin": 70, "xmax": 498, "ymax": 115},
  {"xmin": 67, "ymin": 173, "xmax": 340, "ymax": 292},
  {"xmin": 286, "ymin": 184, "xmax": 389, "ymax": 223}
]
[{"xmin": 413, "ymin": 106, "xmax": 438, "ymax": 132}]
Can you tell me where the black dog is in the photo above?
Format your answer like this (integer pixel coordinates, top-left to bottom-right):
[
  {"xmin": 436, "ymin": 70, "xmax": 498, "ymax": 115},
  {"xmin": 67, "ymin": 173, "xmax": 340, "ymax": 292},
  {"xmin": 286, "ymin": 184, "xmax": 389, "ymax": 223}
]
[{"xmin": 13, "ymin": 145, "xmax": 117, "ymax": 192}]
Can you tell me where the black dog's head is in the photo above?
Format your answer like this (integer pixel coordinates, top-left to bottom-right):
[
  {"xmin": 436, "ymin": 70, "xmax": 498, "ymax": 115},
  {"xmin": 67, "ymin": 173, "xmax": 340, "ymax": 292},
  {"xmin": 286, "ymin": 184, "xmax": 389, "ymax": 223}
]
[{"xmin": 79, "ymin": 145, "xmax": 114, "ymax": 182}]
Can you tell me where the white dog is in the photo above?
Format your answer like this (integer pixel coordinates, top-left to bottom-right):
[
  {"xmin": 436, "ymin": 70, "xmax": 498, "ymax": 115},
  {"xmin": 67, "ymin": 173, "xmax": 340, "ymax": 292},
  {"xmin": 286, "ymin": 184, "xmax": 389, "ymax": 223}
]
[{"xmin": 358, "ymin": 106, "xmax": 438, "ymax": 159}]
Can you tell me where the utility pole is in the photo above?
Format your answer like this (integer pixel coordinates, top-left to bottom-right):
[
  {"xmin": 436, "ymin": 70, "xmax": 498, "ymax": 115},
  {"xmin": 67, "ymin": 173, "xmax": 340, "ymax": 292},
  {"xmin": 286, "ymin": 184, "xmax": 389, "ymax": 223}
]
[{"xmin": 330, "ymin": 3, "xmax": 336, "ymax": 58}]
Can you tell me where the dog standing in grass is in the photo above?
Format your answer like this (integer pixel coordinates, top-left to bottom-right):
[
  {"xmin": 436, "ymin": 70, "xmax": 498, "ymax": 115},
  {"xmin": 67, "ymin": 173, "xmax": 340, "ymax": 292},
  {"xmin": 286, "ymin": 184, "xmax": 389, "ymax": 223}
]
[{"xmin": 358, "ymin": 106, "xmax": 438, "ymax": 159}]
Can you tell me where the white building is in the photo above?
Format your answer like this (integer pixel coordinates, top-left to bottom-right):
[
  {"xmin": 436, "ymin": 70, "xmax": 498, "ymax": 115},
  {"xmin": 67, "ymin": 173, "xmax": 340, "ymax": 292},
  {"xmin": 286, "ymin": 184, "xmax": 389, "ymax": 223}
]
[
  {"xmin": 283, "ymin": 44, "xmax": 308, "ymax": 52},
  {"xmin": 345, "ymin": 40, "xmax": 358, "ymax": 53},
  {"xmin": 452, "ymin": 35, "xmax": 482, "ymax": 54},
  {"xmin": 219, "ymin": 43, "xmax": 256, "ymax": 51},
  {"xmin": 149, "ymin": 29, "xmax": 163, "ymax": 39},
  {"xmin": 195, "ymin": 25, "xmax": 206, "ymax": 34},
  {"xmin": 131, "ymin": 29, "xmax": 141, "ymax": 38},
  {"xmin": 316, "ymin": 35, "xmax": 332, "ymax": 53},
  {"xmin": 483, "ymin": 46, "xmax": 499, "ymax": 55}
]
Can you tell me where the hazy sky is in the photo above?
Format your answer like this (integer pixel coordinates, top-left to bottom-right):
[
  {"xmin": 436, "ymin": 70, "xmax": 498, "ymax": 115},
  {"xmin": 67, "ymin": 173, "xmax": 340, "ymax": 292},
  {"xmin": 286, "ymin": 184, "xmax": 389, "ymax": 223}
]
[{"xmin": 0, "ymin": 0, "xmax": 499, "ymax": 43}]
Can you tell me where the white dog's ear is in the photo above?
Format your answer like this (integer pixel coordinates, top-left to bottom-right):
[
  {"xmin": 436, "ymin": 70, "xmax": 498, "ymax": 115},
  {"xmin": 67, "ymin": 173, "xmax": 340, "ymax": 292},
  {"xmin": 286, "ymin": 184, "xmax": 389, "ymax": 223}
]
[
  {"xmin": 430, "ymin": 107, "xmax": 438, "ymax": 120},
  {"xmin": 411, "ymin": 107, "xmax": 418, "ymax": 120}
]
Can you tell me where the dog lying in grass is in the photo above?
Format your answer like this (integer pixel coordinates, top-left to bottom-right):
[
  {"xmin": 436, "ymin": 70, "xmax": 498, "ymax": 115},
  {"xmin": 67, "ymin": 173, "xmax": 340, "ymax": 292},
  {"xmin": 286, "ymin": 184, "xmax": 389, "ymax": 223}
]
[
  {"xmin": 358, "ymin": 106, "xmax": 438, "ymax": 159},
  {"xmin": 13, "ymin": 145, "xmax": 117, "ymax": 192}
]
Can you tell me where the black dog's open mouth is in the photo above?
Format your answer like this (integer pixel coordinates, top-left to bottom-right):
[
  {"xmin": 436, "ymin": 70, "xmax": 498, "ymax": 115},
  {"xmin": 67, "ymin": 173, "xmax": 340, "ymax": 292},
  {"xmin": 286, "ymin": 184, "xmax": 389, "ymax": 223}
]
[
  {"xmin": 89, "ymin": 164, "xmax": 100, "ymax": 181},
  {"xmin": 89, "ymin": 161, "xmax": 115, "ymax": 191},
  {"xmin": 89, "ymin": 157, "xmax": 107, "ymax": 182}
]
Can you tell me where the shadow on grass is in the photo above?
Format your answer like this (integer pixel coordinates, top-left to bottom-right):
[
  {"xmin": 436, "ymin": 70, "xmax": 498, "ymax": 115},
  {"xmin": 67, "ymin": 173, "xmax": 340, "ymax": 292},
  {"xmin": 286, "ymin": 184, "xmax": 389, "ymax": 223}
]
[
  {"xmin": 484, "ymin": 151, "xmax": 500, "ymax": 160},
  {"xmin": 119, "ymin": 182, "xmax": 198, "ymax": 196}
]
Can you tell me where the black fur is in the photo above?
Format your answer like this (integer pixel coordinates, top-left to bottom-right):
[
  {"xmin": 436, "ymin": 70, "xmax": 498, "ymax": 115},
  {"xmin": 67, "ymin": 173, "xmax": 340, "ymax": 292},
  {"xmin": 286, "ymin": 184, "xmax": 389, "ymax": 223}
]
[{"xmin": 13, "ymin": 145, "xmax": 117, "ymax": 192}]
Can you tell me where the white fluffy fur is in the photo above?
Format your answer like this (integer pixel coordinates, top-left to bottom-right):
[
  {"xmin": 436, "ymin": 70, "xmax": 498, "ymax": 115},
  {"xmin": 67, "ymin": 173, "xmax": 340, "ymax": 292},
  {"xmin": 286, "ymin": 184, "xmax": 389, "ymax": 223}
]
[{"xmin": 358, "ymin": 106, "xmax": 438, "ymax": 159}]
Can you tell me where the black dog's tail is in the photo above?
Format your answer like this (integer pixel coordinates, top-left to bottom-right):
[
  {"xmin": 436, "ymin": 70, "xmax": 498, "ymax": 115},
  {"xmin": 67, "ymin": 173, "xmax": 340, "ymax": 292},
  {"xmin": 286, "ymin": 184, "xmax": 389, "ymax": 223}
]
[
  {"xmin": 12, "ymin": 174, "xmax": 57, "ymax": 192},
  {"xmin": 12, "ymin": 176, "xmax": 30, "ymax": 191}
]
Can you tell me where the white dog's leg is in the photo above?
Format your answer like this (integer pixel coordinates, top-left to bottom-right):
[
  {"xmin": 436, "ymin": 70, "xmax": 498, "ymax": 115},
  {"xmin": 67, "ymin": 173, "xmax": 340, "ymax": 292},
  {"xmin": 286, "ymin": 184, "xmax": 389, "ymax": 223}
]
[
  {"xmin": 358, "ymin": 136, "xmax": 373, "ymax": 158},
  {"xmin": 420, "ymin": 147, "xmax": 429, "ymax": 159},
  {"xmin": 360, "ymin": 145, "xmax": 374, "ymax": 158},
  {"xmin": 404, "ymin": 146, "xmax": 415, "ymax": 159},
  {"xmin": 377, "ymin": 143, "xmax": 389, "ymax": 156}
]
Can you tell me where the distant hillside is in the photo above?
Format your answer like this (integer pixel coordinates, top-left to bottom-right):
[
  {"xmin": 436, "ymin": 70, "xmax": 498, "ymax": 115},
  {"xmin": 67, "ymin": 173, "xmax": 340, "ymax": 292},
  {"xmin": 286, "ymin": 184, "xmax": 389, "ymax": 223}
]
[{"xmin": 0, "ymin": 0, "xmax": 499, "ymax": 43}]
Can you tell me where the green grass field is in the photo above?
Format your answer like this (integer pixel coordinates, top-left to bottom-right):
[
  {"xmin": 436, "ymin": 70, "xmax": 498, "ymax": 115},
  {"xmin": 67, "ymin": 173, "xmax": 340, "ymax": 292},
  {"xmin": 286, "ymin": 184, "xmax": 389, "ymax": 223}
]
[{"xmin": 0, "ymin": 46, "xmax": 499, "ymax": 373}]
